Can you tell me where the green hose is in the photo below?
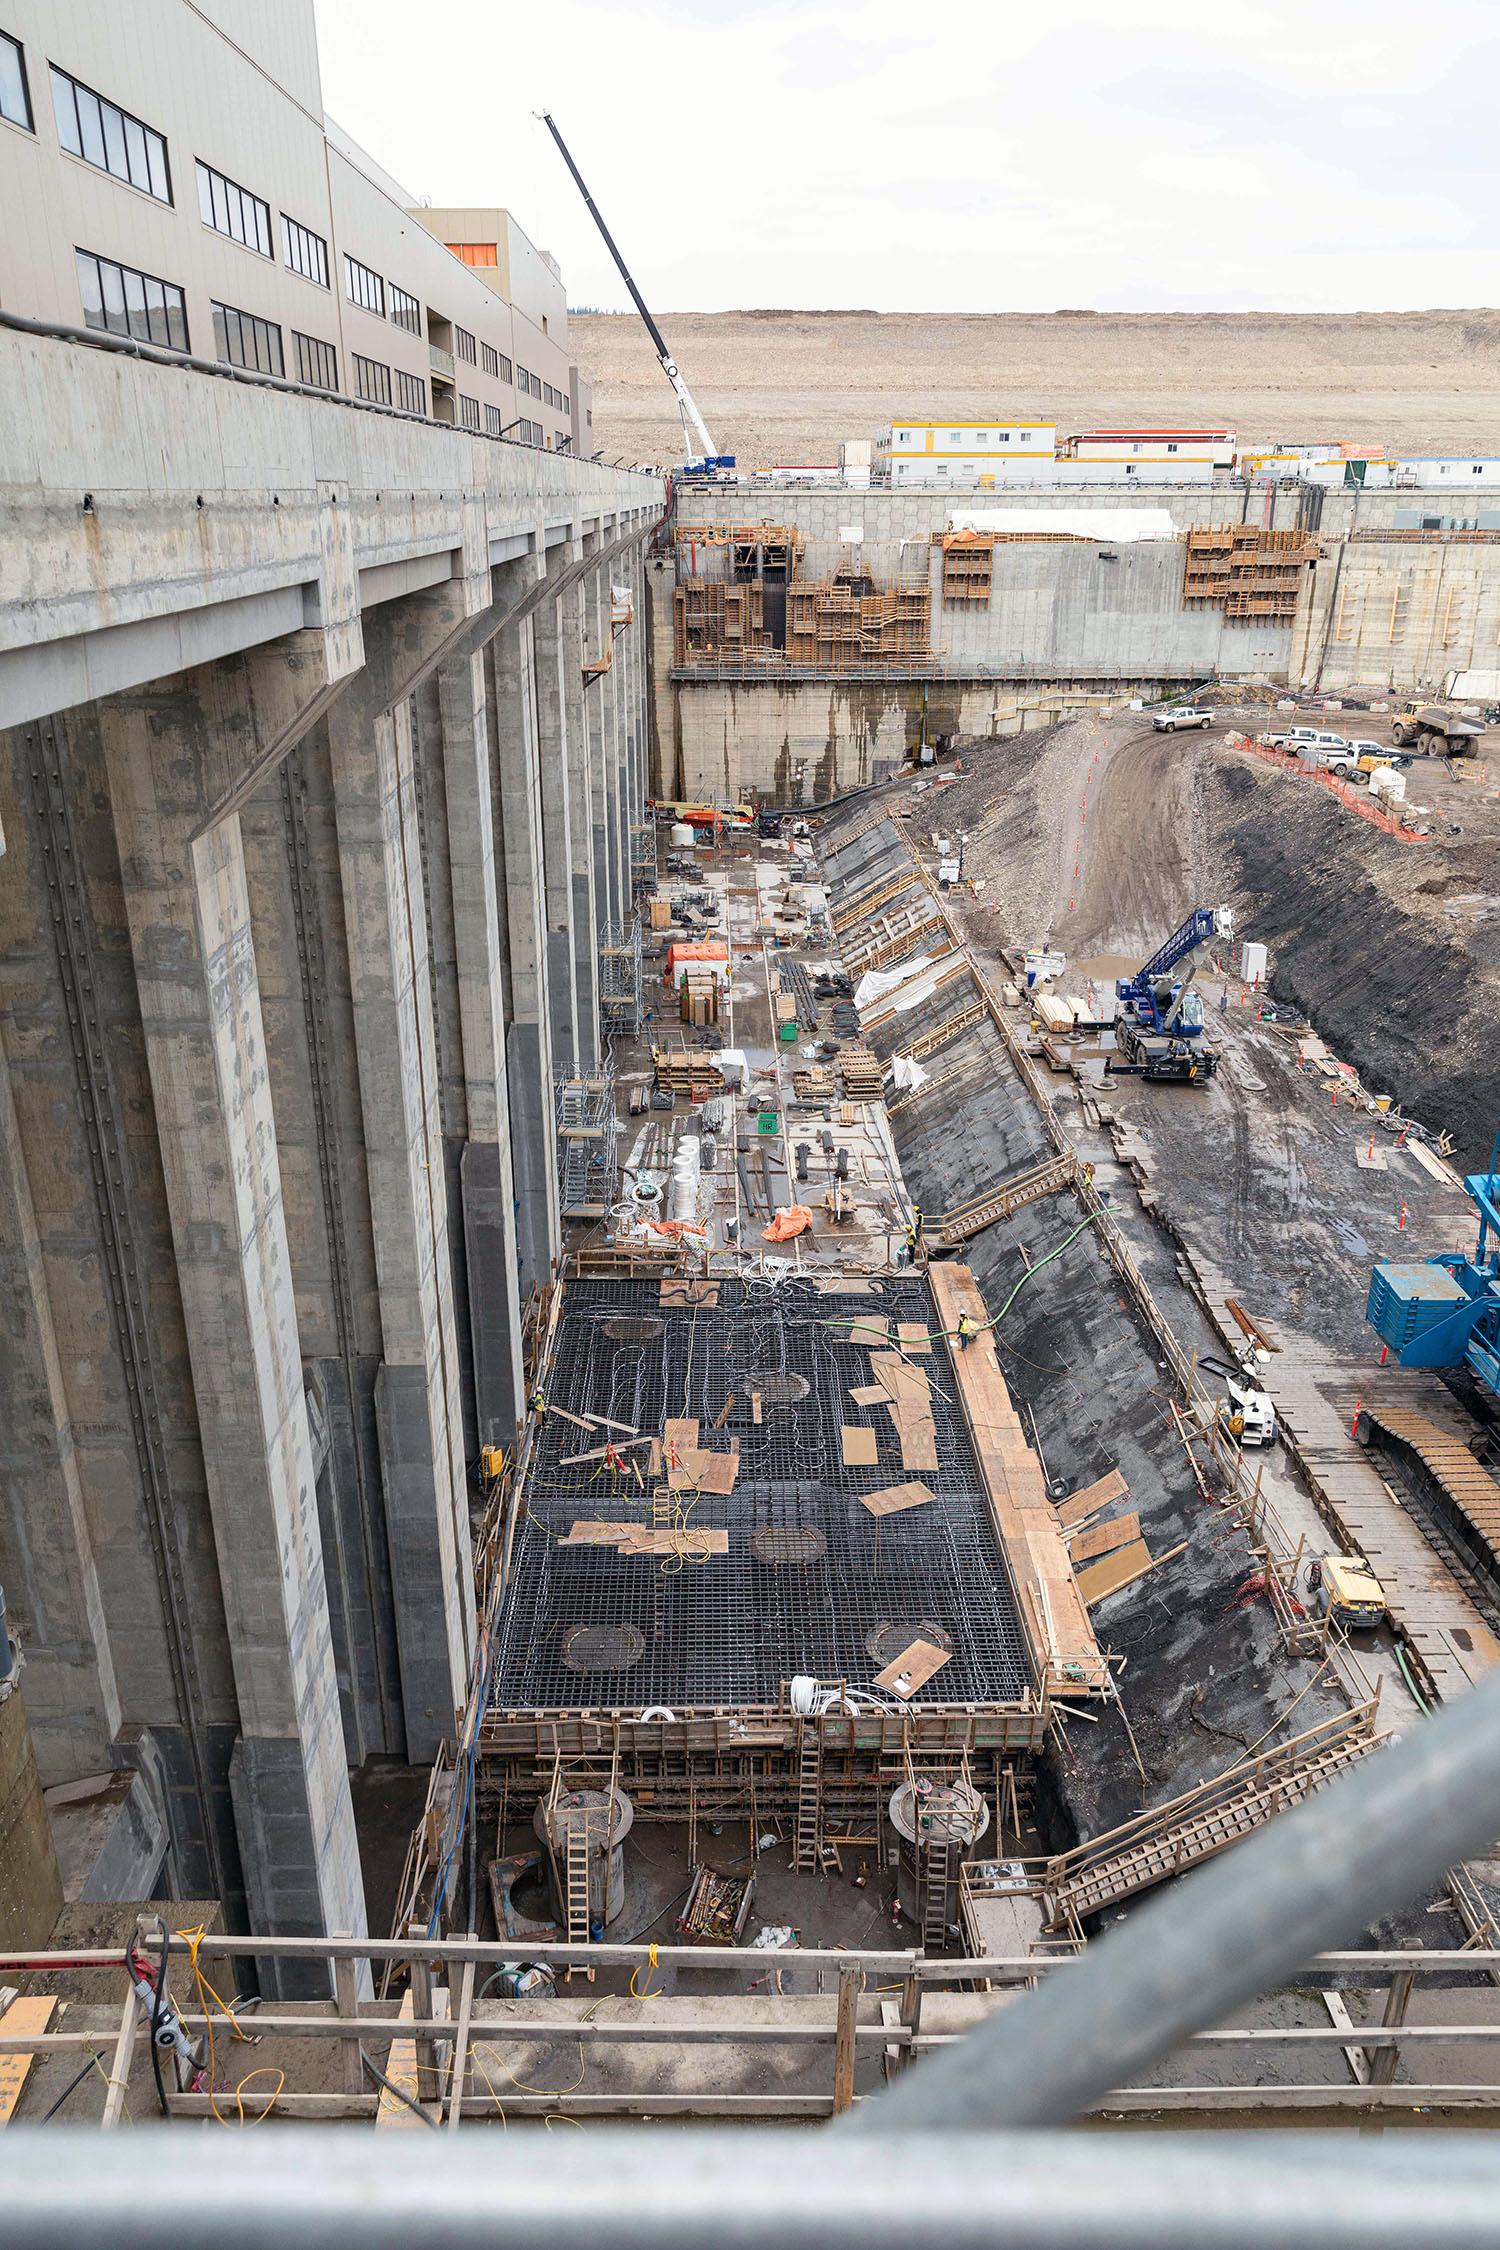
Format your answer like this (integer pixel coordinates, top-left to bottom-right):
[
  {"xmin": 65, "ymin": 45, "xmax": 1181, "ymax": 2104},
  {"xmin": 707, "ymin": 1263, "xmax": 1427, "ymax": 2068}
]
[
  {"xmin": 818, "ymin": 1208, "xmax": 1105, "ymax": 1347},
  {"xmin": 1394, "ymin": 1640, "xmax": 1432, "ymax": 1717}
]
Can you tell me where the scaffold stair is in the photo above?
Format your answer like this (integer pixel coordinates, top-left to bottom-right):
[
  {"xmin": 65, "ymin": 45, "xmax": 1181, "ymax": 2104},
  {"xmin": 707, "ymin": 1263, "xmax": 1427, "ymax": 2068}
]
[
  {"xmin": 1039, "ymin": 1709, "xmax": 1379, "ymax": 1929},
  {"xmin": 933, "ymin": 1152, "xmax": 1080, "ymax": 1246},
  {"xmin": 902, "ymin": 1002, "xmax": 984, "ymax": 1063}
]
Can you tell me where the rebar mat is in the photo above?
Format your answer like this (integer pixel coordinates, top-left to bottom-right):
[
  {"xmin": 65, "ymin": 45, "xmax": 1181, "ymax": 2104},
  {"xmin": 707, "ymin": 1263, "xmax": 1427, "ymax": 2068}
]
[{"xmin": 490, "ymin": 1275, "xmax": 1032, "ymax": 1709}]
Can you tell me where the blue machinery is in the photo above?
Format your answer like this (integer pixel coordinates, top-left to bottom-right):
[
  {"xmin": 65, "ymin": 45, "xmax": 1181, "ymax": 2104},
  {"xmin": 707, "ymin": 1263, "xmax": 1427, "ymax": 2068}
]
[
  {"xmin": 1367, "ymin": 1126, "xmax": 1500, "ymax": 1398},
  {"xmin": 1110, "ymin": 905, "xmax": 1235, "ymax": 1084}
]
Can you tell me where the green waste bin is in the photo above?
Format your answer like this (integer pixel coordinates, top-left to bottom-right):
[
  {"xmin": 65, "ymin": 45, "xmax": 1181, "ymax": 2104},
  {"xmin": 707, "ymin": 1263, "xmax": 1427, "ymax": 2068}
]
[
  {"xmin": 757, "ymin": 1109, "xmax": 780, "ymax": 1136},
  {"xmin": 779, "ymin": 1020, "xmax": 798, "ymax": 1043}
]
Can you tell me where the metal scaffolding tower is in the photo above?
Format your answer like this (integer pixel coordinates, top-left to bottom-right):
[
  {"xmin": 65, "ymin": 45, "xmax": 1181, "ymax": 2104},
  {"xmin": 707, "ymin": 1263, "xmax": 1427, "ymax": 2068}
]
[
  {"xmin": 599, "ymin": 914, "xmax": 643, "ymax": 1038},
  {"xmin": 555, "ymin": 1069, "xmax": 619, "ymax": 1220},
  {"xmin": 630, "ymin": 820, "xmax": 655, "ymax": 889}
]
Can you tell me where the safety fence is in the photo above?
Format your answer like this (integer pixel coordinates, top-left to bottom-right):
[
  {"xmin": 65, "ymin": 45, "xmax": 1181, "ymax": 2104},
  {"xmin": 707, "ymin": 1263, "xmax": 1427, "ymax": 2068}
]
[
  {"xmin": 7, "ymin": 1928, "xmax": 1500, "ymax": 2125},
  {"xmin": 1222, "ymin": 732, "xmax": 1421, "ymax": 839}
]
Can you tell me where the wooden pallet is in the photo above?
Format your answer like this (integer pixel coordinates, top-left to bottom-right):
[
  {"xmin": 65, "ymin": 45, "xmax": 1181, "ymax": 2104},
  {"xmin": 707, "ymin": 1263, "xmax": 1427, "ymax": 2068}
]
[{"xmin": 839, "ymin": 1047, "xmax": 885, "ymax": 1099}]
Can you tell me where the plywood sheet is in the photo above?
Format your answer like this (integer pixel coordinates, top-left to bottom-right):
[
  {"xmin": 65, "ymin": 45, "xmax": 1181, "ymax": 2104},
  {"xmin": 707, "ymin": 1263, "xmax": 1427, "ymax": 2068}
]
[
  {"xmin": 869, "ymin": 1351, "xmax": 938, "ymax": 1472},
  {"xmin": 564, "ymin": 1517, "xmax": 729, "ymax": 1557},
  {"xmin": 663, "ymin": 1418, "xmax": 700, "ymax": 1453},
  {"xmin": 860, "ymin": 1480, "xmax": 936, "ymax": 1519},
  {"xmin": 0, "ymin": 1996, "xmax": 54, "ymax": 2125},
  {"xmin": 1068, "ymin": 1510, "xmax": 1141, "ymax": 1564},
  {"xmin": 873, "ymin": 1637, "xmax": 952, "ymax": 1698},
  {"xmin": 848, "ymin": 1383, "xmax": 888, "ymax": 1407},
  {"xmin": 1056, "ymin": 1469, "xmax": 1128, "ymax": 1527},
  {"xmin": 897, "ymin": 1321, "xmax": 933, "ymax": 1357},
  {"xmin": 660, "ymin": 1278, "xmax": 720, "ymax": 1306},
  {"xmin": 1075, "ymin": 1538, "xmax": 1153, "ymax": 1606},
  {"xmin": 839, "ymin": 1316, "xmax": 892, "ymax": 1347},
  {"xmin": 668, "ymin": 1445, "xmax": 740, "ymax": 1496},
  {"xmin": 841, "ymin": 1425, "xmax": 879, "ymax": 1467}
]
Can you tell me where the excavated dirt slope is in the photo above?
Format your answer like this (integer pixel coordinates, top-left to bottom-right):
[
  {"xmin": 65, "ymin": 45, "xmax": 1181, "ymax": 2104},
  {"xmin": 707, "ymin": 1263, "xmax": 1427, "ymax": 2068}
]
[
  {"xmin": 934, "ymin": 717, "xmax": 1500, "ymax": 1171},
  {"xmin": 573, "ymin": 307, "xmax": 1500, "ymax": 466}
]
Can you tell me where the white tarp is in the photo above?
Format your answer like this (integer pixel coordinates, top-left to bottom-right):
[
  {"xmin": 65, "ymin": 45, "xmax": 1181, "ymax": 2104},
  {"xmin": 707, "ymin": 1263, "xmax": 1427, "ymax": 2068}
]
[
  {"xmin": 889, "ymin": 1054, "xmax": 931, "ymax": 1092},
  {"xmin": 948, "ymin": 508, "xmax": 1178, "ymax": 543},
  {"xmin": 853, "ymin": 955, "xmax": 934, "ymax": 1010}
]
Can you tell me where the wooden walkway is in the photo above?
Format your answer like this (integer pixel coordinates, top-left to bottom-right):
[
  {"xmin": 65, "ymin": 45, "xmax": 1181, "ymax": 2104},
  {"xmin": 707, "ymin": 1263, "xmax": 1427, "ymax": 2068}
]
[{"xmin": 929, "ymin": 1262, "xmax": 1110, "ymax": 1699}]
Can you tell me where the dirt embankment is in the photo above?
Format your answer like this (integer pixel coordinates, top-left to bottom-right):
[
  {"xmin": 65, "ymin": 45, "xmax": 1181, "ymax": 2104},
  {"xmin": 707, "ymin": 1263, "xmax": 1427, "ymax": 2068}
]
[
  {"xmin": 931, "ymin": 716, "xmax": 1500, "ymax": 1167},
  {"xmin": 1202, "ymin": 757, "xmax": 1500, "ymax": 1170},
  {"xmin": 572, "ymin": 306, "xmax": 1500, "ymax": 466}
]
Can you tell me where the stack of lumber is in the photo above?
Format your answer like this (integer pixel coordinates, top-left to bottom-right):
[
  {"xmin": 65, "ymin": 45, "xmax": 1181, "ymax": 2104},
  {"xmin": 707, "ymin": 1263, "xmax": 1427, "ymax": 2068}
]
[
  {"xmin": 653, "ymin": 1049, "xmax": 726, "ymax": 1098},
  {"xmin": 838, "ymin": 1046, "xmax": 884, "ymax": 1099},
  {"xmin": 793, "ymin": 1064, "xmax": 835, "ymax": 1100}
]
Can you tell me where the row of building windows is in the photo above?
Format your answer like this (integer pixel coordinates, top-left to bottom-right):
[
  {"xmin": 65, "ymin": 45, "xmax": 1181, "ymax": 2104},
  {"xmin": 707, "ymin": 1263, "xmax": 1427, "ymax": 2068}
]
[
  {"xmin": 514, "ymin": 367, "xmax": 568, "ymax": 414},
  {"xmin": 52, "ymin": 60, "xmax": 171, "ymax": 201},
  {"xmin": 196, "ymin": 157, "xmax": 271, "ymax": 259},
  {"xmin": 70, "ymin": 247, "xmax": 562, "ymax": 444},
  {"xmin": 5, "ymin": 32, "xmax": 574, "ymax": 435},
  {"xmin": 75, "ymin": 247, "xmax": 187, "ymax": 352},
  {"xmin": 213, "ymin": 297, "xmax": 283, "ymax": 377}
]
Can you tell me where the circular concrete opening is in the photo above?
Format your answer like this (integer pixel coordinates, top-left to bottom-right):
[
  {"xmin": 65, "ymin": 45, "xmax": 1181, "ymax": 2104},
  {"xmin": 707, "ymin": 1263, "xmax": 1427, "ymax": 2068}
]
[
  {"xmin": 751, "ymin": 1525, "xmax": 827, "ymax": 1565},
  {"xmin": 865, "ymin": 1620, "xmax": 953, "ymax": 1667},
  {"xmin": 560, "ymin": 1624, "xmax": 646, "ymax": 1672},
  {"xmin": 745, "ymin": 1372, "xmax": 810, "ymax": 1404}
]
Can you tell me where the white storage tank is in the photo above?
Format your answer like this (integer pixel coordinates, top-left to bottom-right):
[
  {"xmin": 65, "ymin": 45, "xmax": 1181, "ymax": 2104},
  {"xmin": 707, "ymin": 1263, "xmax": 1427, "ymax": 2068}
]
[{"xmin": 669, "ymin": 823, "xmax": 696, "ymax": 848}]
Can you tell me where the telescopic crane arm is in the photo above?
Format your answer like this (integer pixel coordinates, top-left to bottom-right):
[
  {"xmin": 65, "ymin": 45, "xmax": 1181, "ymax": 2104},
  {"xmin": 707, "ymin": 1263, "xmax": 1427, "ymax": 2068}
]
[{"xmin": 539, "ymin": 111, "xmax": 724, "ymax": 468}]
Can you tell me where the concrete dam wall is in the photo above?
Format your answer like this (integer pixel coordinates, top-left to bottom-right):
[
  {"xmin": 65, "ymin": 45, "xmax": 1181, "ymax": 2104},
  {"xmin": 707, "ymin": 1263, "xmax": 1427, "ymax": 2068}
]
[{"xmin": 655, "ymin": 485, "xmax": 1500, "ymax": 802}]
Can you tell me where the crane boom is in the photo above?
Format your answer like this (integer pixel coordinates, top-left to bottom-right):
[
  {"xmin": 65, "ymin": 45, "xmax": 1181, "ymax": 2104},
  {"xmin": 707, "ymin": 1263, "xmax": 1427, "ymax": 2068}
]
[
  {"xmin": 539, "ymin": 111, "xmax": 726, "ymax": 469},
  {"xmin": 1137, "ymin": 906, "xmax": 1233, "ymax": 984}
]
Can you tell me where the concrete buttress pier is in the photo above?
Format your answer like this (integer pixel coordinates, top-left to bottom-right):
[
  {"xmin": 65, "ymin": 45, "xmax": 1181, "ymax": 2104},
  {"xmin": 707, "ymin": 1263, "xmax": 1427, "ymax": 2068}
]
[{"xmin": 0, "ymin": 327, "xmax": 663, "ymax": 1961}]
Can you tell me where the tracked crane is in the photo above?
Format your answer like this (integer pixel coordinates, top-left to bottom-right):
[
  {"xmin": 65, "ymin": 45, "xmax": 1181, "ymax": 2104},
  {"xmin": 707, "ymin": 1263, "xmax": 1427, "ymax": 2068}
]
[
  {"xmin": 540, "ymin": 113, "xmax": 733, "ymax": 476},
  {"xmin": 1109, "ymin": 906, "xmax": 1235, "ymax": 1083}
]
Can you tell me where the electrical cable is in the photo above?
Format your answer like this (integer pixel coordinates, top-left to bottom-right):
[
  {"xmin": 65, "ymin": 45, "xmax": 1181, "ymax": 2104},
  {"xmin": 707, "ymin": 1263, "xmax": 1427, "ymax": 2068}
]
[
  {"xmin": 147, "ymin": 1921, "xmax": 170, "ymax": 2120},
  {"xmin": 40, "ymin": 2056, "xmax": 99, "ymax": 2122},
  {"xmin": 360, "ymin": 2045, "xmax": 441, "ymax": 2129}
]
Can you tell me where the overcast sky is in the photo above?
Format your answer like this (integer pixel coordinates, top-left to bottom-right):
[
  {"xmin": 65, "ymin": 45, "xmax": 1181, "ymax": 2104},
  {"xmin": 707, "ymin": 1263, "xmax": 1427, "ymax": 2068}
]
[{"xmin": 314, "ymin": 0, "xmax": 1496, "ymax": 313}]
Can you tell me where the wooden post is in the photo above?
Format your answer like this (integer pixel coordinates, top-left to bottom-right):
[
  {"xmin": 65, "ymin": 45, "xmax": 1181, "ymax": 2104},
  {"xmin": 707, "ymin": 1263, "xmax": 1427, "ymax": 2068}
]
[
  {"xmin": 901, "ymin": 1970, "xmax": 924, "ymax": 2073},
  {"xmin": 445, "ymin": 1958, "xmax": 476, "ymax": 2130},
  {"xmin": 832, "ymin": 1965, "xmax": 859, "ymax": 2114},
  {"xmin": 1367, "ymin": 1969, "xmax": 1415, "ymax": 2090},
  {"xmin": 100, "ymin": 1985, "xmax": 139, "ymax": 2129},
  {"xmin": 408, "ymin": 1921, "xmax": 435, "ymax": 2092},
  {"xmin": 332, "ymin": 1938, "xmax": 363, "ymax": 2096}
]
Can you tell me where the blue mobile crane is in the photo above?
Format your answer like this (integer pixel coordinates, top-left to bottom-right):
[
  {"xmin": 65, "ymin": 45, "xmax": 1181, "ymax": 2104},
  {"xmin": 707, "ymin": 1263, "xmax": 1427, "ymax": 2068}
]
[
  {"xmin": 1366, "ymin": 1126, "xmax": 1500, "ymax": 1402},
  {"xmin": 1109, "ymin": 905, "xmax": 1236, "ymax": 1084}
]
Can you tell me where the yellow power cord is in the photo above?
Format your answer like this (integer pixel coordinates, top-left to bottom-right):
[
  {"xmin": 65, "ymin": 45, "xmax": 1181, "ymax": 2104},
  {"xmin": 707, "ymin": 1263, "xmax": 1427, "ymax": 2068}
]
[
  {"xmin": 629, "ymin": 1942, "xmax": 662, "ymax": 2000},
  {"xmin": 176, "ymin": 1924, "xmax": 283, "ymax": 2127}
]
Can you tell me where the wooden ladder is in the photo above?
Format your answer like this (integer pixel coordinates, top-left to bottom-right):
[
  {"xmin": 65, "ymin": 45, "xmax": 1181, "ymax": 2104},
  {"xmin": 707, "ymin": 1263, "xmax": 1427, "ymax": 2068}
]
[
  {"xmin": 922, "ymin": 1836, "xmax": 954, "ymax": 1953},
  {"xmin": 564, "ymin": 1820, "xmax": 591, "ymax": 1946},
  {"xmin": 793, "ymin": 1723, "xmax": 824, "ymax": 1871}
]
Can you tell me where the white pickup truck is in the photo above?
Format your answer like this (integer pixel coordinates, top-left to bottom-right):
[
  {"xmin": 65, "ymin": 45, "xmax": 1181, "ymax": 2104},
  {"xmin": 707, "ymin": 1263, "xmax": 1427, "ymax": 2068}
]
[
  {"xmin": 1151, "ymin": 707, "xmax": 1213, "ymax": 733},
  {"xmin": 1257, "ymin": 726, "xmax": 1358, "ymax": 776}
]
